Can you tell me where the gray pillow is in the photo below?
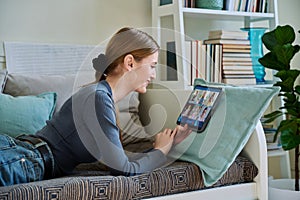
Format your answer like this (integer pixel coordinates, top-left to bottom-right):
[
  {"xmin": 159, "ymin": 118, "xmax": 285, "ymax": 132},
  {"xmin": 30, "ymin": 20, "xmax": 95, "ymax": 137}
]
[{"xmin": 4, "ymin": 74, "xmax": 76, "ymax": 112}]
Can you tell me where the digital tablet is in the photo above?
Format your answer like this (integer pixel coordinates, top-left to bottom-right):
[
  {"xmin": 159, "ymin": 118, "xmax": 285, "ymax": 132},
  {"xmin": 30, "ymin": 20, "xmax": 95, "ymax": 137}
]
[{"xmin": 176, "ymin": 85, "xmax": 223, "ymax": 133}]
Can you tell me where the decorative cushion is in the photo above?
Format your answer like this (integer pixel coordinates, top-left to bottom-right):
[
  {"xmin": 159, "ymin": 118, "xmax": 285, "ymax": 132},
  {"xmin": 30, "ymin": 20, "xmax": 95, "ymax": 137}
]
[
  {"xmin": 171, "ymin": 78, "xmax": 279, "ymax": 186},
  {"xmin": 0, "ymin": 92, "xmax": 57, "ymax": 137},
  {"xmin": 0, "ymin": 69, "xmax": 7, "ymax": 93},
  {"xmin": 3, "ymin": 74, "xmax": 76, "ymax": 112}
]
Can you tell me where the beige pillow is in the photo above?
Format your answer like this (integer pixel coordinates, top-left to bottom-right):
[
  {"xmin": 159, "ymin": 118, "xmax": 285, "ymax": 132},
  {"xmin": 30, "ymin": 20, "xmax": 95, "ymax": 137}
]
[{"xmin": 117, "ymin": 92, "xmax": 154, "ymax": 147}]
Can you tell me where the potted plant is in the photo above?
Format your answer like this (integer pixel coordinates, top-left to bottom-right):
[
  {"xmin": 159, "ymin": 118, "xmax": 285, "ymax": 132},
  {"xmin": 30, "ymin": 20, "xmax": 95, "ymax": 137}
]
[{"xmin": 259, "ymin": 24, "xmax": 300, "ymax": 193}]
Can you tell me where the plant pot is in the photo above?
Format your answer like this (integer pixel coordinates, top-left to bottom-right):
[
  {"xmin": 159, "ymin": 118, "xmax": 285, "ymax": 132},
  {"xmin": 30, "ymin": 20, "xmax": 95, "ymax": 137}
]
[{"xmin": 269, "ymin": 179, "xmax": 300, "ymax": 200}]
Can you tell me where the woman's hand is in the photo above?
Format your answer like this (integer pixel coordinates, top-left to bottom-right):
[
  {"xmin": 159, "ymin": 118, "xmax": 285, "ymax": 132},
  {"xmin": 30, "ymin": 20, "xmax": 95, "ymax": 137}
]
[
  {"xmin": 173, "ymin": 124, "xmax": 192, "ymax": 145},
  {"xmin": 153, "ymin": 128, "xmax": 176, "ymax": 155}
]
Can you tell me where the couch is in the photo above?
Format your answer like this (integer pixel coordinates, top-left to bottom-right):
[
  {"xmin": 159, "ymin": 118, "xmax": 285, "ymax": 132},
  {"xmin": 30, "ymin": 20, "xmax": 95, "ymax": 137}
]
[
  {"xmin": 1, "ymin": 40, "xmax": 277, "ymax": 199},
  {"xmin": 0, "ymin": 69, "xmax": 268, "ymax": 200}
]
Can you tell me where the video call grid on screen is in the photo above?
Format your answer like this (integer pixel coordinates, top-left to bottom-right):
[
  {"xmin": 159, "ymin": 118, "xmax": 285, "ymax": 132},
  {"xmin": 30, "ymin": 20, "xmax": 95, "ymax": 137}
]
[{"xmin": 177, "ymin": 85, "xmax": 222, "ymax": 133}]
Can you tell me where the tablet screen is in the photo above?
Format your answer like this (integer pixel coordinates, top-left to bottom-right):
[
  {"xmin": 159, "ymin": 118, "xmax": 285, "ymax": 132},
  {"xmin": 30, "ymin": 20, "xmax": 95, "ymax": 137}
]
[{"xmin": 176, "ymin": 85, "xmax": 222, "ymax": 133}]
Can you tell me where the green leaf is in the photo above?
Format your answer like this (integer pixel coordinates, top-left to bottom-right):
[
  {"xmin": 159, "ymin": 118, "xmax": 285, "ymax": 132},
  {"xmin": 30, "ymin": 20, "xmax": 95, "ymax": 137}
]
[
  {"xmin": 296, "ymin": 86, "xmax": 300, "ymax": 95},
  {"xmin": 295, "ymin": 101, "xmax": 300, "ymax": 111},
  {"xmin": 262, "ymin": 29, "xmax": 277, "ymax": 51},
  {"xmin": 258, "ymin": 52, "xmax": 284, "ymax": 71},
  {"xmin": 274, "ymin": 70, "xmax": 300, "ymax": 91},
  {"xmin": 275, "ymin": 69, "xmax": 300, "ymax": 82},
  {"xmin": 263, "ymin": 111, "xmax": 283, "ymax": 123},
  {"xmin": 275, "ymin": 25, "xmax": 296, "ymax": 45},
  {"xmin": 281, "ymin": 130, "xmax": 300, "ymax": 150},
  {"xmin": 274, "ymin": 80, "xmax": 293, "ymax": 92},
  {"xmin": 286, "ymin": 108, "xmax": 299, "ymax": 117},
  {"xmin": 281, "ymin": 134, "xmax": 300, "ymax": 150},
  {"xmin": 283, "ymin": 92, "xmax": 296, "ymax": 103},
  {"xmin": 273, "ymin": 44, "xmax": 295, "ymax": 67},
  {"xmin": 294, "ymin": 44, "xmax": 300, "ymax": 55},
  {"xmin": 260, "ymin": 25, "xmax": 300, "ymax": 72},
  {"xmin": 278, "ymin": 119, "xmax": 300, "ymax": 150},
  {"xmin": 262, "ymin": 25, "xmax": 296, "ymax": 51},
  {"xmin": 264, "ymin": 110, "xmax": 283, "ymax": 118}
]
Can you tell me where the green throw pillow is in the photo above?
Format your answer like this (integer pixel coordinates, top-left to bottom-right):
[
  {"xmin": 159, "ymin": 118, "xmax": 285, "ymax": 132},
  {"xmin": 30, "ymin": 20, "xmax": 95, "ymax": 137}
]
[
  {"xmin": 0, "ymin": 92, "xmax": 57, "ymax": 137},
  {"xmin": 170, "ymin": 78, "xmax": 280, "ymax": 186}
]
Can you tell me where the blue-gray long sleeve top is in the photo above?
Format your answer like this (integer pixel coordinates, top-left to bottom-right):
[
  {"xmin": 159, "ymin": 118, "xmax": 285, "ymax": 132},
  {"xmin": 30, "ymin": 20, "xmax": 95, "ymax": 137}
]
[{"xmin": 36, "ymin": 80, "xmax": 167, "ymax": 177}]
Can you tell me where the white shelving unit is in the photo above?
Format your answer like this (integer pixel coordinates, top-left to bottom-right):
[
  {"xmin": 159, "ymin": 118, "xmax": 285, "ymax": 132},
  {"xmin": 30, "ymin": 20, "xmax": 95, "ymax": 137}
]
[
  {"xmin": 152, "ymin": 0, "xmax": 291, "ymax": 179},
  {"xmin": 151, "ymin": 0, "xmax": 278, "ymax": 89}
]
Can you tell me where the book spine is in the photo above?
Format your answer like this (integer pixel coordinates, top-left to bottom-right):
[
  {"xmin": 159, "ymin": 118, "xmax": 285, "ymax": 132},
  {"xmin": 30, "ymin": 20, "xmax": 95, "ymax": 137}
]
[{"xmin": 166, "ymin": 41, "xmax": 178, "ymax": 81}]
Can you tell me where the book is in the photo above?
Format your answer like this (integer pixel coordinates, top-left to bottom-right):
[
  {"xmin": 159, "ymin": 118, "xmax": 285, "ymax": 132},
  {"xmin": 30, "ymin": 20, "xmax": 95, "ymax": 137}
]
[
  {"xmin": 223, "ymin": 61, "xmax": 253, "ymax": 66},
  {"xmin": 223, "ymin": 65, "xmax": 253, "ymax": 70},
  {"xmin": 199, "ymin": 41, "xmax": 207, "ymax": 80},
  {"xmin": 223, "ymin": 74, "xmax": 255, "ymax": 78},
  {"xmin": 222, "ymin": 77, "xmax": 256, "ymax": 85},
  {"xmin": 223, "ymin": 70, "xmax": 254, "ymax": 75},
  {"xmin": 223, "ymin": 48, "xmax": 251, "ymax": 53},
  {"xmin": 184, "ymin": 41, "xmax": 192, "ymax": 85},
  {"xmin": 267, "ymin": 142, "xmax": 282, "ymax": 150},
  {"xmin": 222, "ymin": 44, "xmax": 251, "ymax": 49},
  {"xmin": 223, "ymin": 52, "xmax": 251, "ymax": 57},
  {"xmin": 166, "ymin": 41, "xmax": 178, "ymax": 81},
  {"xmin": 239, "ymin": 0, "xmax": 247, "ymax": 11},
  {"xmin": 225, "ymin": 0, "xmax": 236, "ymax": 11},
  {"xmin": 204, "ymin": 39, "xmax": 250, "ymax": 45},
  {"xmin": 184, "ymin": 0, "xmax": 195, "ymax": 8},
  {"xmin": 191, "ymin": 40, "xmax": 199, "ymax": 82},
  {"xmin": 215, "ymin": 44, "xmax": 223, "ymax": 82},
  {"xmin": 185, "ymin": 40, "xmax": 207, "ymax": 85},
  {"xmin": 205, "ymin": 44, "xmax": 212, "ymax": 81},
  {"xmin": 223, "ymin": 56, "xmax": 252, "ymax": 62},
  {"xmin": 208, "ymin": 30, "xmax": 249, "ymax": 40}
]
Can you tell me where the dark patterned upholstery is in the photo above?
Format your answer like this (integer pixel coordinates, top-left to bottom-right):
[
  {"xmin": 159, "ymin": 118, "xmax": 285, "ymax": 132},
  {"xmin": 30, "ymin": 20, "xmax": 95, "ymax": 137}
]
[{"xmin": 0, "ymin": 156, "xmax": 257, "ymax": 200}]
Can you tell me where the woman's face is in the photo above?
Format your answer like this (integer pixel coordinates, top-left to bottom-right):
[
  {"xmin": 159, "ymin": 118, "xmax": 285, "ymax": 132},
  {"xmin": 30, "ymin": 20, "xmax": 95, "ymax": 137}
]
[{"xmin": 132, "ymin": 51, "xmax": 158, "ymax": 93}]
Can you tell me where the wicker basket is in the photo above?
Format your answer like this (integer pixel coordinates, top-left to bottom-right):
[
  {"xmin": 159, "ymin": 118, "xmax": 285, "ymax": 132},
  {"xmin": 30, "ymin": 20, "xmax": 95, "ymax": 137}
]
[{"xmin": 195, "ymin": 0, "xmax": 223, "ymax": 10}]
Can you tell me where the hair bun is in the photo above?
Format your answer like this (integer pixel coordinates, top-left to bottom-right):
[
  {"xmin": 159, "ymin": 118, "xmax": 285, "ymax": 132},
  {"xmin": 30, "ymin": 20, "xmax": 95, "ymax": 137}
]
[{"xmin": 92, "ymin": 53, "xmax": 108, "ymax": 73}]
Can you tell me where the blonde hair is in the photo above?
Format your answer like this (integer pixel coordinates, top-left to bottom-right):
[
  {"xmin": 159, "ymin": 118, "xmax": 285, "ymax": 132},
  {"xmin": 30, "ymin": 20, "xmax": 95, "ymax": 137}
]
[{"xmin": 93, "ymin": 27, "xmax": 160, "ymax": 81}]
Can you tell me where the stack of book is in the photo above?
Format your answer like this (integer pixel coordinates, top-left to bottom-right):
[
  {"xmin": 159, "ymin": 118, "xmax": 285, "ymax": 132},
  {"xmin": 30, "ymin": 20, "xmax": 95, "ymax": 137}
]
[
  {"xmin": 205, "ymin": 30, "xmax": 256, "ymax": 85},
  {"xmin": 261, "ymin": 118, "xmax": 282, "ymax": 150}
]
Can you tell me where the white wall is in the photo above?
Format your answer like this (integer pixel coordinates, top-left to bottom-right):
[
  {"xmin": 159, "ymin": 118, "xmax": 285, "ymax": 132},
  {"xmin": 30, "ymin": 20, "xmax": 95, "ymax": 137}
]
[
  {"xmin": 0, "ymin": 0, "xmax": 152, "ymax": 61},
  {"xmin": 277, "ymin": 0, "xmax": 300, "ymax": 71},
  {"xmin": 1, "ymin": 0, "xmax": 299, "ymax": 60}
]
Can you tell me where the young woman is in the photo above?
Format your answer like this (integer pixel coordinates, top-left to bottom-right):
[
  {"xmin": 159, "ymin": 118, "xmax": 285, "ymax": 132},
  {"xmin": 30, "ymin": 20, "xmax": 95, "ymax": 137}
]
[{"xmin": 0, "ymin": 27, "xmax": 191, "ymax": 186}]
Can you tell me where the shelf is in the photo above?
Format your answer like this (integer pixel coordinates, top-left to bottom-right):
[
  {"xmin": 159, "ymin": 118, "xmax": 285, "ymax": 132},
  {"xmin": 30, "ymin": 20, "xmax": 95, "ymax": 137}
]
[
  {"xmin": 182, "ymin": 8, "xmax": 275, "ymax": 21},
  {"xmin": 157, "ymin": 4, "xmax": 275, "ymax": 21},
  {"xmin": 152, "ymin": 0, "xmax": 278, "ymax": 88},
  {"xmin": 267, "ymin": 148, "xmax": 291, "ymax": 179},
  {"xmin": 267, "ymin": 148, "xmax": 288, "ymax": 157}
]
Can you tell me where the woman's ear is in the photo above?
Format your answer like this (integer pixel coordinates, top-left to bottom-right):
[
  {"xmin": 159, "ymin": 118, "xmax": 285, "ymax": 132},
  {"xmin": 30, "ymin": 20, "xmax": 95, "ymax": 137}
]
[{"xmin": 123, "ymin": 54, "xmax": 134, "ymax": 71}]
